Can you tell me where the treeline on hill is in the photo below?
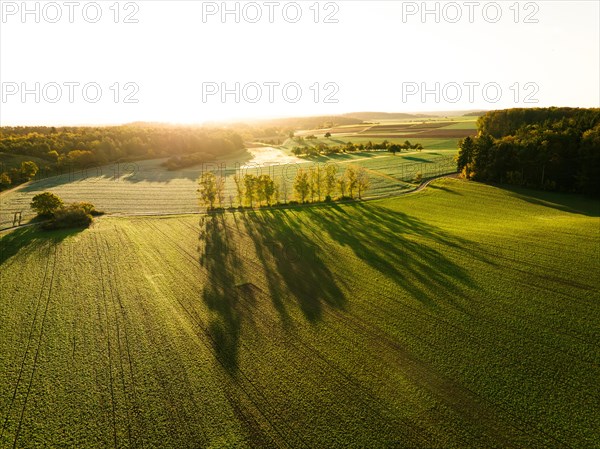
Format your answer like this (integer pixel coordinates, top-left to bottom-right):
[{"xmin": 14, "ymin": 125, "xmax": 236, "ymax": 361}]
[
  {"xmin": 0, "ymin": 125, "xmax": 245, "ymax": 189},
  {"xmin": 457, "ymin": 107, "xmax": 600, "ymax": 195},
  {"xmin": 292, "ymin": 137, "xmax": 423, "ymax": 157}
]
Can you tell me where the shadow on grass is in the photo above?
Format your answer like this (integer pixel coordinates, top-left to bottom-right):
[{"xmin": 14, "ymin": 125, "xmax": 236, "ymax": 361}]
[
  {"xmin": 303, "ymin": 202, "xmax": 478, "ymax": 311},
  {"xmin": 400, "ymin": 156, "xmax": 434, "ymax": 163},
  {"xmin": 500, "ymin": 184, "xmax": 600, "ymax": 217},
  {"xmin": 0, "ymin": 225, "xmax": 81, "ymax": 265},
  {"xmin": 18, "ymin": 150, "xmax": 253, "ymax": 193},
  {"xmin": 429, "ymin": 183, "xmax": 463, "ymax": 195},
  {"xmin": 198, "ymin": 213, "xmax": 244, "ymax": 374},
  {"xmin": 198, "ymin": 208, "xmax": 347, "ymax": 374},
  {"xmin": 197, "ymin": 199, "xmax": 493, "ymax": 373},
  {"xmin": 241, "ymin": 209, "xmax": 346, "ymax": 323}
]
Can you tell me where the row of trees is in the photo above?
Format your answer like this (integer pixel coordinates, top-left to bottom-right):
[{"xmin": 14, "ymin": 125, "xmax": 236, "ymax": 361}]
[
  {"xmin": 458, "ymin": 108, "xmax": 600, "ymax": 195},
  {"xmin": 197, "ymin": 165, "xmax": 371, "ymax": 209},
  {"xmin": 292, "ymin": 165, "xmax": 370, "ymax": 202},
  {"xmin": 291, "ymin": 140, "xmax": 423, "ymax": 157}
]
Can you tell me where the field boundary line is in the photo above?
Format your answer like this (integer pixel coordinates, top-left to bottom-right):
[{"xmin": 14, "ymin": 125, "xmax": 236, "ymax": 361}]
[{"xmin": 101, "ymin": 236, "xmax": 135, "ymax": 448}]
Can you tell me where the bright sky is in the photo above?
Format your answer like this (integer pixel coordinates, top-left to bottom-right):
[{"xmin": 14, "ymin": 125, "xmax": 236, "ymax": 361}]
[{"xmin": 1, "ymin": 0, "xmax": 598, "ymax": 125}]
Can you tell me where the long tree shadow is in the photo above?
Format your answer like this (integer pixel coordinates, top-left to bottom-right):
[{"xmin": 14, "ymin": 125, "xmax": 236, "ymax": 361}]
[
  {"xmin": 240, "ymin": 210, "xmax": 346, "ymax": 324},
  {"xmin": 197, "ymin": 201, "xmax": 491, "ymax": 373},
  {"xmin": 198, "ymin": 212, "xmax": 245, "ymax": 374},
  {"xmin": 303, "ymin": 203, "xmax": 481, "ymax": 312},
  {"xmin": 0, "ymin": 225, "xmax": 80, "ymax": 265},
  {"xmin": 198, "ymin": 208, "xmax": 346, "ymax": 375},
  {"xmin": 501, "ymin": 185, "xmax": 600, "ymax": 217}
]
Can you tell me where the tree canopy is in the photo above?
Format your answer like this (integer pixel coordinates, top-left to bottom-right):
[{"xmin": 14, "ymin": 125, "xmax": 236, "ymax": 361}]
[
  {"xmin": 457, "ymin": 108, "xmax": 600, "ymax": 196},
  {"xmin": 30, "ymin": 192, "xmax": 64, "ymax": 216}
]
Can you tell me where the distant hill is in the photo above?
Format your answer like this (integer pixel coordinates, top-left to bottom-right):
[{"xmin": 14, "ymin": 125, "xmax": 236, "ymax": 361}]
[
  {"xmin": 225, "ymin": 115, "xmax": 364, "ymax": 130},
  {"xmin": 344, "ymin": 111, "xmax": 488, "ymax": 120},
  {"xmin": 343, "ymin": 112, "xmax": 434, "ymax": 121}
]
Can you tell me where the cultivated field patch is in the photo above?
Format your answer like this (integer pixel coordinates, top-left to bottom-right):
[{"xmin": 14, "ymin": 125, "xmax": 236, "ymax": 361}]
[{"xmin": 1, "ymin": 179, "xmax": 599, "ymax": 447}]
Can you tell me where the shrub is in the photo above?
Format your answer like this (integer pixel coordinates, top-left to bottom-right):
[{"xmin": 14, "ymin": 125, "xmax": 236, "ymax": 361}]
[
  {"xmin": 70, "ymin": 202, "xmax": 103, "ymax": 216},
  {"xmin": 43, "ymin": 206, "xmax": 92, "ymax": 230}
]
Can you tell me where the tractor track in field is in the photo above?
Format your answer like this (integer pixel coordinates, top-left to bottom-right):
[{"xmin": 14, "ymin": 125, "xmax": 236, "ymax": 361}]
[
  {"xmin": 326, "ymin": 296, "xmax": 573, "ymax": 449},
  {"xmin": 112, "ymin": 225, "xmax": 149, "ymax": 449},
  {"xmin": 304, "ymin": 263, "xmax": 575, "ymax": 449},
  {"xmin": 94, "ymin": 233, "xmax": 119, "ymax": 448},
  {"xmin": 0, "ymin": 245, "xmax": 54, "ymax": 443},
  {"xmin": 142, "ymin": 219, "xmax": 309, "ymax": 448},
  {"xmin": 417, "ymin": 240, "xmax": 600, "ymax": 355},
  {"xmin": 100, "ymin": 235, "xmax": 136, "ymax": 448},
  {"xmin": 331, "ymin": 246, "xmax": 597, "ymax": 419},
  {"xmin": 351, "ymin": 239, "xmax": 600, "ymax": 365},
  {"xmin": 121, "ymin": 221, "xmax": 211, "ymax": 445},
  {"xmin": 11, "ymin": 245, "xmax": 58, "ymax": 449}
]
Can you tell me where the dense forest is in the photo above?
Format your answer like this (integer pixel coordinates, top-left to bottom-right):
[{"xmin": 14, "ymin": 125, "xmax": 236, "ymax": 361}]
[
  {"xmin": 457, "ymin": 107, "xmax": 600, "ymax": 196},
  {"xmin": 0, "ymin": 125, "xmax": 245, "ymax": 189}
]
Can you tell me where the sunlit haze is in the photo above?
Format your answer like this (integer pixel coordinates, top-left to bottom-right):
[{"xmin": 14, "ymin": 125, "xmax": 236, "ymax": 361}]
[{"xmin": 1, "ymin": 0, "xmax": 598, "ymax": 125}]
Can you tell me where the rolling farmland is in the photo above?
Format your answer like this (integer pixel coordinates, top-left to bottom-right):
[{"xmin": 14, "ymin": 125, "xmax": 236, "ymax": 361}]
[
  {"xmin": 1, "ymin": 178, "xmax": 599, "ymax": 448},
  {"xmin": 0, "ymin": 148, "xmax": 459, "ymax": 231},
  {"xmin": 0, "ymin": 116, "xmax": 474, "ymax": 230},
  {"xmin": 3, "ymin": 0, "xmax": 598, "ymax": 445}
]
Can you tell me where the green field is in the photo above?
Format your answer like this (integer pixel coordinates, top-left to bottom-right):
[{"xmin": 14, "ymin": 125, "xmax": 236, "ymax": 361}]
[
  {"xmin": 1, "ymin": 179, "xmax": 599, "ymax": 448},
  {"xmin": 291, "ymin": 116, "xmax": 478, "ymax": 142}
]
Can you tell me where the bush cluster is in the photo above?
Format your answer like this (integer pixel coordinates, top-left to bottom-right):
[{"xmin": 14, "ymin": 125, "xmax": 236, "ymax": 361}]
[{"xmin": 30, "ymin": 192, "xmax": 103, "ymax": 230}]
